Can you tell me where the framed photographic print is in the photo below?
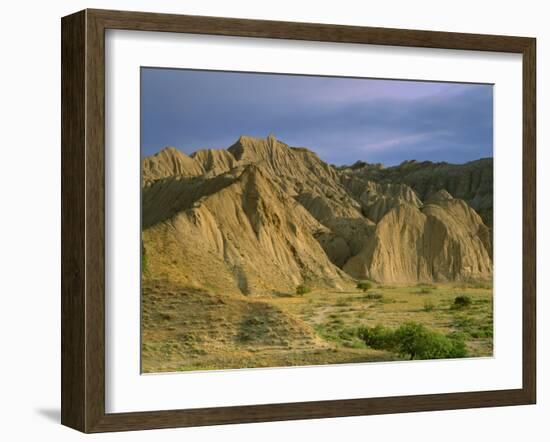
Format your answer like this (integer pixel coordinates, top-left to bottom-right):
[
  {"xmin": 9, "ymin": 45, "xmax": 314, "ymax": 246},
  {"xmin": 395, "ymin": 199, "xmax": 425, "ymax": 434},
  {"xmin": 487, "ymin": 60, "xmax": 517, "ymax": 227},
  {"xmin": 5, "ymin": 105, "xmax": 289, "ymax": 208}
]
[{"xmin": 61, "ymin": 9, "xmax": 536, "ymax": 433}]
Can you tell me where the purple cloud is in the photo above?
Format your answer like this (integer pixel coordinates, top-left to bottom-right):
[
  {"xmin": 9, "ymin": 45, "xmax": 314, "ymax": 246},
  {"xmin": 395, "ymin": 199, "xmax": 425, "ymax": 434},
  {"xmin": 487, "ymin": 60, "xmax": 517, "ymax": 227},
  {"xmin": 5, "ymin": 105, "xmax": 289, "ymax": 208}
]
[{"xmin": 141, "ymin": 68, "xmax": 493, "ymax": 166}]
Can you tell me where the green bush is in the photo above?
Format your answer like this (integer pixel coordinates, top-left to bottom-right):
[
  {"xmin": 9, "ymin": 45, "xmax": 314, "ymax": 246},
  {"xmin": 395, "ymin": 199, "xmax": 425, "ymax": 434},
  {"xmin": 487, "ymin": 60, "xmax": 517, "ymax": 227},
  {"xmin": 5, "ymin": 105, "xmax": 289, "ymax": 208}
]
[
  {"xmin": 393, "ymin": 323, "xmax": 466, "ymax": 360},
  {"xmin": 358, "ymin": 322, "xmax": 467, "ymax": 360},
  {"xmin": 453, "ymin": 295, "xmax": 473, "ymax": 309},
  {"xmin": 296, "ymin": 284, "xmax": 311, "ymax": 296},
  {"xmin": 358, "ymin": 324, "xmax": 395, "ymax": 351},
  {"xmin": 357, "ymin": 281, "xmax": 373, "ymax": 292},
  {"xmin": 446, "ymin": 332, "xmax": 468, "ymax": 356}
]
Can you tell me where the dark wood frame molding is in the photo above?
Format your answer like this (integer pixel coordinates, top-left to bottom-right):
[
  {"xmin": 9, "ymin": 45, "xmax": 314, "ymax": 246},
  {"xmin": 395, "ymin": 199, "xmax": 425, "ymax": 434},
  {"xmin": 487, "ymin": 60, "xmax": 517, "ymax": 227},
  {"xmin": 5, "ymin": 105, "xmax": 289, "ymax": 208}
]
[{"xmin": 61, "ymin": 8, "xmax": 536, "ymax": 433}]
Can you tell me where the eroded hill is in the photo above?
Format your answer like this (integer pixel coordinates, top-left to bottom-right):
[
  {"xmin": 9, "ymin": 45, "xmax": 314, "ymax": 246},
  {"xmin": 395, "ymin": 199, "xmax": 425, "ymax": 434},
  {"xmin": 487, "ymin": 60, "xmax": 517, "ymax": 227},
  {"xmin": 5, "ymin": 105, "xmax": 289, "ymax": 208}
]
[{"xmin": 142, "ymin": 134, "xmax": 493, "ymax": 291}]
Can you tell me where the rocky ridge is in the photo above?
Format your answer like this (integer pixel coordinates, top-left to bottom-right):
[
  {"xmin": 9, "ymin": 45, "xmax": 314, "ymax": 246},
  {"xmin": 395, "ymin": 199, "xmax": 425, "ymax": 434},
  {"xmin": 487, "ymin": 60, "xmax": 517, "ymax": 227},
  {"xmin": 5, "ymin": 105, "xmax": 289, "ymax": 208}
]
[{"xmin": 142, "ymin": 135, "xmax": 493, "ymax": 292}]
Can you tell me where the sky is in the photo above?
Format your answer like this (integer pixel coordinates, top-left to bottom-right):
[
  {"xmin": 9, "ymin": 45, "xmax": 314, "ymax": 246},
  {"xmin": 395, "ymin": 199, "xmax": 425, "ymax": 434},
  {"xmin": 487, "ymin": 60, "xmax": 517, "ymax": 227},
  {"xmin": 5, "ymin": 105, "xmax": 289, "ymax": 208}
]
[{"xmin": 141, "ymin": 68, "xmax": 493, "ymax": 166}]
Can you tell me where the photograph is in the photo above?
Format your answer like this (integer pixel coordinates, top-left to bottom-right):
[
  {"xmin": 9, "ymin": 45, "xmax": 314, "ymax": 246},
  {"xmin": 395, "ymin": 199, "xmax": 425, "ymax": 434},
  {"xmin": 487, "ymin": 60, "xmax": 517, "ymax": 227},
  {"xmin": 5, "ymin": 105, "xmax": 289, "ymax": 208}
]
[
  {"xmin": 0, "ymin": 0, "xmax": 542, "ymax": 438},
  {"xmin": 140, "ymin": 68, "xmax": 494, "ymax": 373}
]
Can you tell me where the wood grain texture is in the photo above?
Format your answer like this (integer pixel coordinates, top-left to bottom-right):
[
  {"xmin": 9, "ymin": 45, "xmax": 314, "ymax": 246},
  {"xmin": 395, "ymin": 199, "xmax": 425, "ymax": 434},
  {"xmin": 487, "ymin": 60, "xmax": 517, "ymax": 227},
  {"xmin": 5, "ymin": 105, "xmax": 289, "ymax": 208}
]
[
  {"xmin": 90, "ymin": 8, "xmax": 532, "ymax": 52},
  {"xmin": 61, "ymin": 10, "xmax": 86, "ymax": 431},
  {"xmin": 61, "ymin": 8, "xmax": 537, "ymax": 433},
  {"xmin": 522, "ymin": 38, "xmax": 537, "ymax": 403},
  {"xmin": 84, "ymin": 9, "xmax": 107, "ymax": 432}
]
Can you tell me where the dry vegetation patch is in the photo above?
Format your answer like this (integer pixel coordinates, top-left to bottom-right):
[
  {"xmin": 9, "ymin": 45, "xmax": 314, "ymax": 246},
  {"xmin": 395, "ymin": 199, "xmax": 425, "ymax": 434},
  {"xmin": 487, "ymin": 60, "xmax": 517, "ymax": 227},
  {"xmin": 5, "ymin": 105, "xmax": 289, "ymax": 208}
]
[{"xmin": 142, "ymin": 279, "xmax": 492, "ymax": 372}]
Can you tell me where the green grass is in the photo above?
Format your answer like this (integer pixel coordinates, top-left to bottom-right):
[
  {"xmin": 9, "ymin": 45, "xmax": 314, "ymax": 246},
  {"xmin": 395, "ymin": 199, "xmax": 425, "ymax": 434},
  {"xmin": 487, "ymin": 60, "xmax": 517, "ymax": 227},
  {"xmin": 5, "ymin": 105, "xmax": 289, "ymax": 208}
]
[
  {"xmin": 142, "ymin": 279, "xmax": 493, "ymax": 372},
  {"xmin": 423, "ymin": 298, "xmax": 435, "ymax": 312},
  {"xmin": 452, "ymin": 315, "xmax": 493, "ymax": 338}
]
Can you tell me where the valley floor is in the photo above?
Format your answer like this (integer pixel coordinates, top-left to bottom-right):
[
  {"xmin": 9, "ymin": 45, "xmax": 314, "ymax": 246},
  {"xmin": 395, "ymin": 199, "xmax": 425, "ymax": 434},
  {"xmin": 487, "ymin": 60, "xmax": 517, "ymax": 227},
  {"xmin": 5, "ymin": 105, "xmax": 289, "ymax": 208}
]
[{"xmin": 141, "ymin": 280, "xmax": 493, "ymax": 373}]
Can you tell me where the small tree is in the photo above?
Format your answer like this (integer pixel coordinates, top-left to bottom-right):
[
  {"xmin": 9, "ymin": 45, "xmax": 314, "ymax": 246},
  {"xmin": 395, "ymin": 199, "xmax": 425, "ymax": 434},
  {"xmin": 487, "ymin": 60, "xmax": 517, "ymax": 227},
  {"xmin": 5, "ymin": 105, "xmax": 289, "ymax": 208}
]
[
  {"xmin": 357, "ymin": 281, "xmax": 372, "ymax": 292},
  {"xmin": 358, "ymin": 324, "xmax": 394, "ymax": 351},
  {"xmin": 359, "ymin": 322, "xmax": 467, "ymax": 360},
  {"xmin": 393, "ymin": 322, "xmax": 466, "ymax": 360},
  {"xmin": 296, "ymin": 284, "xmax": 311, "ymax": 296}
]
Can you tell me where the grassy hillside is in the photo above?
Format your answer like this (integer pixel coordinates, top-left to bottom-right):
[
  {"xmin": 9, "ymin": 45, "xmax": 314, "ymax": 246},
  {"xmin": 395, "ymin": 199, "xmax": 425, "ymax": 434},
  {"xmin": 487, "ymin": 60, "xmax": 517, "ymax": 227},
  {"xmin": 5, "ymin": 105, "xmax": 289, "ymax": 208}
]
[{"xmin": 142, "ymin": 279, "xmax": 492, "ymax": 373}]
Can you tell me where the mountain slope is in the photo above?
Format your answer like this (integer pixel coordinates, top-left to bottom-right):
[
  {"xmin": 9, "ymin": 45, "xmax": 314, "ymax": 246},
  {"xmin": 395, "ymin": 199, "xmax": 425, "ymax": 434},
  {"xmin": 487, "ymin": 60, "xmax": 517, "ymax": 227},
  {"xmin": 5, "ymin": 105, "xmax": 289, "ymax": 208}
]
[
  {"xmin": 142, "ymin": 146, "xmax": 204, "ymax": 184},
  {"xmin": 228, "ymin": 134, "xmax": 363, "ymax": 223},
  {"xmin": 143, "ymin": 164, "xmax": 351, "ymax": 295},
  {"xmin": 339, "ymin": 158, "xmax": 493, "ymax": 227},
  {"xmin": 343, "ymin": 194, "xmax": 492, "ymax": 283},
  {"xmin": 191, "ymin": 148, "xmax": 238, "ymax": 176},
  {"xmin": 142, "ymin": 135, "xmax": 493, "ymax": 287}
]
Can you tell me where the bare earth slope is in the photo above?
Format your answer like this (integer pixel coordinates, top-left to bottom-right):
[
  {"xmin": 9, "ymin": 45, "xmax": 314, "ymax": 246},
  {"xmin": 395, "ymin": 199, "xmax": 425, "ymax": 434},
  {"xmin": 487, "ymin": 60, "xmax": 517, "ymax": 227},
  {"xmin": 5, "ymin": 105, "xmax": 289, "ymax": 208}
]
[
  {"xmin": 339, "ymin": 158, "xmax": 493, "ymax": 228},
  {"xmin": 142, "ymin": 146, "xmax": 204, "ymax": 184},
  {"xmin": 343, "ymin": 192, "xmax": 492, "ymax": 283},
  {"xmin": 143, "ymin": 163, "xmax": 351, "ymax": 295},
  {"xmin": 142, "ymin": 135, "xmax": 493, "ymax": 287},
  {"xmin": 191, "ymin": 148, "xmax": 237, "ymax": 176}
]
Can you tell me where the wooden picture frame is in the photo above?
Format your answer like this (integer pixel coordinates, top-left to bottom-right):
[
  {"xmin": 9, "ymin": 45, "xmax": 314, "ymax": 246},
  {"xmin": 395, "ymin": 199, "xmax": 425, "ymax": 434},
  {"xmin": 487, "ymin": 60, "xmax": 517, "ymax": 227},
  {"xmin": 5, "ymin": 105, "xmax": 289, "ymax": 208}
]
[{"xmin": 61, "ymin": 8, "xmax": 536, "ymax": 433}]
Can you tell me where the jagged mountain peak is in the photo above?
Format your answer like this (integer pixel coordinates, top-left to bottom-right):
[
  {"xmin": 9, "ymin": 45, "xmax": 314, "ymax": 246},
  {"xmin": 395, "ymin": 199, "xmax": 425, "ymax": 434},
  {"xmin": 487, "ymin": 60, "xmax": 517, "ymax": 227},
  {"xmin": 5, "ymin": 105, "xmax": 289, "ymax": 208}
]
[
  {"xmin": 228, "ymin": 134, "xmax": 288, "ymax": 161},
  {"xmin": 142, "ymin": 145, "xmax": 204, "ymax": 184},
  {"xmin": 157, "ymin": 145, "xmax": 181, "ymax": 154}
]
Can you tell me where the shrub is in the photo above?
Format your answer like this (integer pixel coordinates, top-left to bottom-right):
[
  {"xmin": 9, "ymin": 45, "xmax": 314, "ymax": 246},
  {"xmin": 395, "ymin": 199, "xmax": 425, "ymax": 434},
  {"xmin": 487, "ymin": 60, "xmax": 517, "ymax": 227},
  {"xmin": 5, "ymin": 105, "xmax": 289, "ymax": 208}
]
[
  {"xmin": 453, "ymin": 295, "xmax": 473, "ymax": 309},
  {"xmin": 446, "ymin": 332, "xmax": 468, "ymax": 357},
  {"xmin": 358, "ymin": 322, "xmax": 467, "ymax": 360},
  {"xmin": 295, "ymin": 284, "xmax": 311, "ymax": 296},
  {"xmin": 364, "ymin": 292, "xmax": 383, "ymax": 300},
  {"xmin": 393, "ymin": 322, "xmax": 466, "ymax": 360},
  {"xmin": 357, "ymin": 281, "xmax": 373, "ymax": 292},
  {"xmin": 358, "ymin": 325, "xmax": 395, "ymax": 351}
]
